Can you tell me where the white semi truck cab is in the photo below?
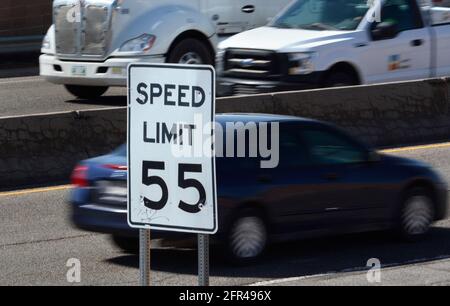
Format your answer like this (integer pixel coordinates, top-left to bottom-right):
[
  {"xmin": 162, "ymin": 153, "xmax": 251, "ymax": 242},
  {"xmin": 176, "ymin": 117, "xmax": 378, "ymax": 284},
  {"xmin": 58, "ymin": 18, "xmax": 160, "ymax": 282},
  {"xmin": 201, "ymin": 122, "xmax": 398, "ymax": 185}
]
[
  {"xmin": 217, "ymin": 0, "xmax": 450, "ymax": 96},
  {"xmin": 39, "ymin": 0, "xmax": 290, "ymax": 99}
]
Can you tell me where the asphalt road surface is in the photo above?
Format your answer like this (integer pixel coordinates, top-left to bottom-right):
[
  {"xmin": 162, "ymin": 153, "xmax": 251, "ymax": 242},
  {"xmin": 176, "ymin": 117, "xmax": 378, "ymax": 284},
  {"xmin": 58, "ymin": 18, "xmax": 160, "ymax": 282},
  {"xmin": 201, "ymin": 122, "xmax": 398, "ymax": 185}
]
[
  {"xmin": 0, "ymin": 76, "xmax": 126, "ymax": 117},
  {"xmin": 0, "ymin": 143, "xmax": 449, "ymax": 286}
]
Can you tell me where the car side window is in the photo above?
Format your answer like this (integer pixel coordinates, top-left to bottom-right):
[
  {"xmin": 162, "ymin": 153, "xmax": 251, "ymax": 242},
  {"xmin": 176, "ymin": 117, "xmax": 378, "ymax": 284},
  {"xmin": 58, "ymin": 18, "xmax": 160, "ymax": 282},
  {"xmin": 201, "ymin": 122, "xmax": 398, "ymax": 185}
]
[
  {"xmin": 278, "ymin": 132, "xmax": 310, "ymax": 168},
  {"xmin": 375, "ymin": 0, "xmax": 423, "ymax": 32},
  {"xmin": 301, "ymin": 129, "xmax": 367, "ymax": 165}
]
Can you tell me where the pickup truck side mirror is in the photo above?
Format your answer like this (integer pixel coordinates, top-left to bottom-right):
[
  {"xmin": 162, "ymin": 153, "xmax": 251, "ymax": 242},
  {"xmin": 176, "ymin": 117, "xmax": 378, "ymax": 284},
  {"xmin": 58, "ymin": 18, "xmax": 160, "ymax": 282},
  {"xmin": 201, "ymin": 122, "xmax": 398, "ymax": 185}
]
[{"xmin": 371, "ymin": 22, "xmax": 398, "ymax": 41}]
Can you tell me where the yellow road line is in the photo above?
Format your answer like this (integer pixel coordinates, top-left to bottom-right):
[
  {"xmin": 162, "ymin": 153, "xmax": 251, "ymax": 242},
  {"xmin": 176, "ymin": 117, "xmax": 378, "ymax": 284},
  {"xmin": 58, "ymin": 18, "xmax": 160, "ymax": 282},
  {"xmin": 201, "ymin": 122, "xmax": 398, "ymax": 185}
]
[
  {"xmin": 1, "ymin": 142, "xmax": 449, "ymax": 197},
  {"xmin": 0, "ymin": 185, "xmax": 73, "ymax": 197},
  {"xmin": 381, "ymin": 142, "xmax": 450, "ymax": 153}
]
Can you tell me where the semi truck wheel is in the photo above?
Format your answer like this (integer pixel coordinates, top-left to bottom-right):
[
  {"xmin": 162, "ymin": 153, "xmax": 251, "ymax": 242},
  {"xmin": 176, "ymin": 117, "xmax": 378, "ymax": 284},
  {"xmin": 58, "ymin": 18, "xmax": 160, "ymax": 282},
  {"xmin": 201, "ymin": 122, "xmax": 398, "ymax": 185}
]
[
  {"xmin": 65, "ymin": 85, "xmax": 109, "ymax": 100},
  {"xmin": 167, "ymin": 38, "xmax": 213, "ymax": 65}
]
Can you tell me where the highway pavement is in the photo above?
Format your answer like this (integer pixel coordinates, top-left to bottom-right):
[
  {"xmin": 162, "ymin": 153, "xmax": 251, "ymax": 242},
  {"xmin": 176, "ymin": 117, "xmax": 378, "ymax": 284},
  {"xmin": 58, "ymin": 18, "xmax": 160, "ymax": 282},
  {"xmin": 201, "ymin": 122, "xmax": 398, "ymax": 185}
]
[
  {"xmin": 0, "ymin": 143, "xmax": 449, "ymax": 286},
  {"xmin": 0, "ymin": 76, "xmax": 126, "ymax": 117}
]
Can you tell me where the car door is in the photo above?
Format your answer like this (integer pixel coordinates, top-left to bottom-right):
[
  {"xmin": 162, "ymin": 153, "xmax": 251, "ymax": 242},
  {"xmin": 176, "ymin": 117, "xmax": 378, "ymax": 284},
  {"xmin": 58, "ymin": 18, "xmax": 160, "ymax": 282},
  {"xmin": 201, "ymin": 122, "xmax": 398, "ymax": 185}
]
[
  {"xmin": 258, "ymin": 126, "xmax": 323, "ymax": 233},
  {"xmin": 203, "ymin": 0, "xmax": 258, "ymax": 37},
  {"xmin": 296, "ymin": 127, "xmax": 391, "ymax": 229},
  {"xmin": 361, "ymin": 0, "xmax": 432, "ymax": 84}
]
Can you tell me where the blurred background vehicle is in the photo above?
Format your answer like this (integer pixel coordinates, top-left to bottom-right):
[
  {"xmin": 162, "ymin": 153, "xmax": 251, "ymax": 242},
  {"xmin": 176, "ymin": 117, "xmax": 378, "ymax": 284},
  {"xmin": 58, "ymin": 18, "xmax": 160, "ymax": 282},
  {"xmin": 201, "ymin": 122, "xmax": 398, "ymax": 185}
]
[
  {"xmin": 216, "ymin": 0, "xmax": 450, "ymax": 96},
  {"xmin": 39, "ymin": 0, "xmax": 290, "ymax": 99},
  {"xmin": 432, "ymin": 0, "xmax": 450, "ymax": 7},
  {"xmin": 70, "ymin": 114, "xmax": 448, "ymax": 263}
]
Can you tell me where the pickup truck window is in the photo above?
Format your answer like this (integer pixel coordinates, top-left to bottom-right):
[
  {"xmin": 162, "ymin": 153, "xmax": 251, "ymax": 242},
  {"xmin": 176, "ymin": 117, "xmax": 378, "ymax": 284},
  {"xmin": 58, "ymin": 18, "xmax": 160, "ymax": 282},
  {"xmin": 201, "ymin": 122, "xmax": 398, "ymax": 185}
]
[
  {"xmin": 372, "ymin": 0, "xmax": 423, "ymax": 33},
  {"xmin": 270, "ymin": 0, "xmax": 370, "ymax": 31},
  {"xmin": 429, "ymin": 5, "xmax": 450, "ymax": 26}
]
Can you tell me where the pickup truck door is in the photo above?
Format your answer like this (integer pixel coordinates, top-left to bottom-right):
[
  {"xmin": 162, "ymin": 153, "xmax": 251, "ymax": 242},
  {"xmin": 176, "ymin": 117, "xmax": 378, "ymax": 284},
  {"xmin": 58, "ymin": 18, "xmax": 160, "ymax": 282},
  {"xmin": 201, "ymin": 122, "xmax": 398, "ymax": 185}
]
[
  {"xmin": 361, "ymin": 0, "xmax": 432, "ymax": 84},
  {"xmin": 429, "ymin": 5, "xmax": 450, "ymax": 77},
  {"xmin": 203, "ymin": 0, "xmax": 258, "ymax": 37}
]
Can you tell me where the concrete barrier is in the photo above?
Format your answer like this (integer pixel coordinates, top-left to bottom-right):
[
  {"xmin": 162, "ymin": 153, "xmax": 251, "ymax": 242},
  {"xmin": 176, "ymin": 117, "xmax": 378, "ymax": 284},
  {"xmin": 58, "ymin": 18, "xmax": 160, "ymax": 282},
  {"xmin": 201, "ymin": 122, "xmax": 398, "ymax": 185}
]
[
  {"xmin": 0, "ymin": 108, "xmax": 126, "ymax": 188},
  {"xmin": 1, "ymin": 78, "xmax": 449, "ymax": 188}
]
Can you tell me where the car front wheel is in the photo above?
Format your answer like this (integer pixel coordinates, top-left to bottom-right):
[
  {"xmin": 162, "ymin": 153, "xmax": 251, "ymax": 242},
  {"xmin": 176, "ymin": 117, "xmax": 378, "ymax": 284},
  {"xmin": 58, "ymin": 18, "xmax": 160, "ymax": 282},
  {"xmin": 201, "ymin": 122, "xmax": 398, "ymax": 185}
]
[
  {"xmin": 226, "ymin": 213, "xmax": 267, "ymax": 264},
  {"xmin": 399, "ymin": 188, "xmax": 435, "ymax": 241}
]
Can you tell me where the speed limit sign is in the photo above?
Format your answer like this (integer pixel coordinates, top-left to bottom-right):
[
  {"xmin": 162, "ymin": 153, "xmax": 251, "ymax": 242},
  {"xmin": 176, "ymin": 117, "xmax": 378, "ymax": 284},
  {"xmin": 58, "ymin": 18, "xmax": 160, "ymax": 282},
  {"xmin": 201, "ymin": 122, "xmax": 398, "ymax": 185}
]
[{"xmin": 127, "ymin": 63, "xmax": 217, "ymax": 234}]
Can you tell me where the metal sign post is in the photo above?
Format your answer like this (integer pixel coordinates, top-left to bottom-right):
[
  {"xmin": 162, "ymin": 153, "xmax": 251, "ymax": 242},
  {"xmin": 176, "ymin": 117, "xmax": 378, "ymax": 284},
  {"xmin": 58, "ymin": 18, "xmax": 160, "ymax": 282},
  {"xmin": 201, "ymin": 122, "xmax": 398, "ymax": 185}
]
[
  {"xmin": 139, "ymin": 229, "xmax": 151, "ymax": 286},
  {"xmin": 198, "ymin": 234, "xmax": 210, "ymax": 286}
]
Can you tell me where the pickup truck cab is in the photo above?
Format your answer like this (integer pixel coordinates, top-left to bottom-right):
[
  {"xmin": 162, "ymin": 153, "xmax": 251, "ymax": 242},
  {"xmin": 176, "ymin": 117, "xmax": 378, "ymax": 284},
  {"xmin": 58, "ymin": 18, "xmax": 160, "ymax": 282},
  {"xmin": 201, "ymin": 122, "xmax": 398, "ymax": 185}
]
[
  {"xmin": 39, "ymin": 0, "xmax": 290, "ymax": 99},
  {"xmin": 217, "ymin": 0, "xmax": 450, "ymax": 96}
]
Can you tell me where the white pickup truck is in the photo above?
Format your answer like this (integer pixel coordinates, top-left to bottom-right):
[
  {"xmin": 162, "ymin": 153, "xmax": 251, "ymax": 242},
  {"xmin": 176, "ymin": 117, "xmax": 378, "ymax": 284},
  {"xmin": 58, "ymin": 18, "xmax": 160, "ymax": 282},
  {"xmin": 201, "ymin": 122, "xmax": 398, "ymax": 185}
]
[
  {"xmin": 40, "ymin": 0, "xmax": 290, "ymax": 99},
  {"xmin": 217, "ymin": 0, "xmax": 450, "ymax": 96}
]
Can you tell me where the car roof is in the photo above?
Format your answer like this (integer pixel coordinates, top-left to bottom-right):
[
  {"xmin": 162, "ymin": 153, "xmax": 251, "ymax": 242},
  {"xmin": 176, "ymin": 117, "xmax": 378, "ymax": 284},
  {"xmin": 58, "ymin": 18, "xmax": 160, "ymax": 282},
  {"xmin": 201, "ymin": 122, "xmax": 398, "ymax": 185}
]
[{"xmin": 216, "ymin": 113, "xmax": 323, "ymax": 126}]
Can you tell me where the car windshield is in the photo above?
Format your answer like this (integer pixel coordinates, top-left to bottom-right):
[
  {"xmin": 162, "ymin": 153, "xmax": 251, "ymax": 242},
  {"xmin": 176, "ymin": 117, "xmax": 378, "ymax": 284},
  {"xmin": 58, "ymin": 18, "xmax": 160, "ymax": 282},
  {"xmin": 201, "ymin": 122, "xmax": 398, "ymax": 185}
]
[{"xmin": 271, "ymin": 0, "xmax": 371, "ymax": 31}]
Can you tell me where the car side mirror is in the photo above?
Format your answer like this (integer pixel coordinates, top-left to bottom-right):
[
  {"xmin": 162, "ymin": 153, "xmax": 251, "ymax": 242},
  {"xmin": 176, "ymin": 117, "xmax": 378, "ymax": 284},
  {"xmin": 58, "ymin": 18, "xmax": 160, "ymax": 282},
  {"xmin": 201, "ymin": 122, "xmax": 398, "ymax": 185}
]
[
  {"xmin": 367, "ymin": 150, "xmax": 381, "ymax": 163},
  {"xmin": 371, "ymin": 22, "xmax": 398, "ymax": 41}
]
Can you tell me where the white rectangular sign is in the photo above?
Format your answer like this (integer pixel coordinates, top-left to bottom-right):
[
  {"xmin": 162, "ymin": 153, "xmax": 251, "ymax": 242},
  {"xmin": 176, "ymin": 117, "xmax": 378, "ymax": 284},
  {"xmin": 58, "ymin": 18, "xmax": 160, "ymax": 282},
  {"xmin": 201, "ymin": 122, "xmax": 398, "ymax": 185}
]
[{"xmin": 127, "ymin": 64, "xmax": 217, "ymax": 234}]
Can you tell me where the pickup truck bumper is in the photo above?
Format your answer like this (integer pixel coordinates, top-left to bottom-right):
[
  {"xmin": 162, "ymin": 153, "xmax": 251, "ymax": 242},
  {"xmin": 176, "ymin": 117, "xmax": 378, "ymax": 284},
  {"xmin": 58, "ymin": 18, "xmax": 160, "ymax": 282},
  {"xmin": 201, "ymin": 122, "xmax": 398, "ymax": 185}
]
[
  {"xmin": 39, "ymin": 54, "xmax": 165, "ymax": 87},
  {"xmin": 217, "ymin": 73, "xmax": 324, "ymax": 96}
]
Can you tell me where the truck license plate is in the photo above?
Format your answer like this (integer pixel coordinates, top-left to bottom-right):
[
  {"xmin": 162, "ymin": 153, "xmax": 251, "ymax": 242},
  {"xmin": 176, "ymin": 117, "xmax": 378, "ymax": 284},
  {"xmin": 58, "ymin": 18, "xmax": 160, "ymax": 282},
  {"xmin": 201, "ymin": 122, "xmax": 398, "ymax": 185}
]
[{"xmin": 71, "ymin": 65, "xmax": 87, "ymax": 76}]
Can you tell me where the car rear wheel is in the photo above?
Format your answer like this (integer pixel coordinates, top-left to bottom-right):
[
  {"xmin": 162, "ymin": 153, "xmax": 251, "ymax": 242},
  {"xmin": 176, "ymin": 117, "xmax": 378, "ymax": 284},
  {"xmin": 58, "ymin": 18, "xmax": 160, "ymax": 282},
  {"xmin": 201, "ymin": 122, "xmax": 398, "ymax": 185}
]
[
  {"xmin": 226, "ymin": 213, "xmax": 267, "ymax": 264},
  {"xmin": 65, "ymin": 85, "xmax": 109, "ymax": 99},
  {"xmin": 167, "ymin": 38, "xmax": 213, "ymax": 65},
  {"xmin": 112, "ymin": 235, "xmax": 138, "ymax": 253},
  {"xmin": 399, "ymin": 188, "xmax": 434, "ymax": 241}
]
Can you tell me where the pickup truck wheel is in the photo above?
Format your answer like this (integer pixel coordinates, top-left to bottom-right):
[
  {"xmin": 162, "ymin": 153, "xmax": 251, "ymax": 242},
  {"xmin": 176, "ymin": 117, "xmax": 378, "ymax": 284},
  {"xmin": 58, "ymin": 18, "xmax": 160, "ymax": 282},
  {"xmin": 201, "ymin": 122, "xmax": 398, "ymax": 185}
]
[
  {"xmin": 111, "ymin": 235, "xmax": 138, "ymax": 254},
  {"xmin": 323, "ymin": 71, "xmax": 357, "ymax": 88},
  {"xmin": 65, "ymin": 85, "xmax": 109, "ymax": 100},
  {"xmin": 167, "ymin": 38, "xmax": 213, "ymax": 65}
]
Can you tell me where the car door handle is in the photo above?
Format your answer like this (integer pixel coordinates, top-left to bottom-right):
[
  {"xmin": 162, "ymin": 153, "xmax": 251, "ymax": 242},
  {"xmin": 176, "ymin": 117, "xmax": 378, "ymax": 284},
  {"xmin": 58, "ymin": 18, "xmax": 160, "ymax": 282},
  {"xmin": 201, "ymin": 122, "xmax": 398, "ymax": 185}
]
[
  {"xmin": 323, "ymin": 173, "xmax": 339, "ymax": 181},
  {"xmin": 242, "ymin": 5, "xmax": 255, "ymax": 13},
  {"xmin": 411, "ymin": 39, "xmax": 423, "ymax": 47}
]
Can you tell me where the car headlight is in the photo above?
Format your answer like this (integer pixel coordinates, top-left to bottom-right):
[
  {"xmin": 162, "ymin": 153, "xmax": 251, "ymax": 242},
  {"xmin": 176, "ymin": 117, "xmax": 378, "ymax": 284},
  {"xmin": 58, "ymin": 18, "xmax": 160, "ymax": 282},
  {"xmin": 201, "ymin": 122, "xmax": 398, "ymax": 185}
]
[
  {"xmin": 119, "ymin": 34, "xmax": 156, "ymax": 53},
  {"xmin": 288, "ymin": 52, "xmax": 316, "ymax": 75}
]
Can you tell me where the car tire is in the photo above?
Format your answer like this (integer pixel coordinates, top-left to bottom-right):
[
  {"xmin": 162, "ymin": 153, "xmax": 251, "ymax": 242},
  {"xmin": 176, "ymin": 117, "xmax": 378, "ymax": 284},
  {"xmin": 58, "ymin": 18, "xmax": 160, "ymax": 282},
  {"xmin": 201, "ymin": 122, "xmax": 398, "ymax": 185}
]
[
  {"xmin": 398, "ymin": 188, "xmax": 435, "ymax": 241},
  {"xmin": 323, "ymin": 71, "xmax": 357, "ymax": 88},
  {"xmin": 65, "ymin": 85, "xmax": 109, "ymax": 99},
  {"xmin": 112, "ymin": 235, "xmax": 138, "ymax": 254},
  {"xmin": 226, "ymin": 211, "xmax": 267, "ymax": 264},
  {"xmin": 167, "ymin": 38, "xmax": 213, "ymax": 65}
]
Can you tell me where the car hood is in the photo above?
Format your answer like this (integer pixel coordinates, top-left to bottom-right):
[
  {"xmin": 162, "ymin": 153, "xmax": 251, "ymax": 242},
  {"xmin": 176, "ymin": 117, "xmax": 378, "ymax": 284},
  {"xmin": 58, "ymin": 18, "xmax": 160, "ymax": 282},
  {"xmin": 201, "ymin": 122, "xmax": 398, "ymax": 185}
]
[
  {"xmin": 219, "ymin": 26, "xmax": 356, "ymax": 52},
  {"xmin": 381, "ymin": 154, "xmax": 430, "ymax": 168}
]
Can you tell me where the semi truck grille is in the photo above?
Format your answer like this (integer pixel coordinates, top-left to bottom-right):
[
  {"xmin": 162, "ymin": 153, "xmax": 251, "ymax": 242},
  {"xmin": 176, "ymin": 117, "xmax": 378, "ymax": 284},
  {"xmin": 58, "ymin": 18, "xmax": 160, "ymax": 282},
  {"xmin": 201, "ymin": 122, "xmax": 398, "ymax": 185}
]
[
  {"xmin": 54, "ymin": 1, "xmax": 112, "ymax": 59},
  {"xmin": 223, "ymin": 49, "xmax": 282, "ymax": 79},
  {"xmin": 54, "ymin": 5, "xmax": 78, "ymax": 55}
]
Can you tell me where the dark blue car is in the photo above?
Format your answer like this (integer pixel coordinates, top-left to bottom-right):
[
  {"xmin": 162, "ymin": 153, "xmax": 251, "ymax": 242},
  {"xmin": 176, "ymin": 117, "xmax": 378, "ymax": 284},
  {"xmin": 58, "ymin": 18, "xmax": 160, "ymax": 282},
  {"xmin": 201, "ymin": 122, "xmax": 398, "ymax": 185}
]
[{"xmin": 70, "ymin": 114, "xmax": 448, "ymax": 262}]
